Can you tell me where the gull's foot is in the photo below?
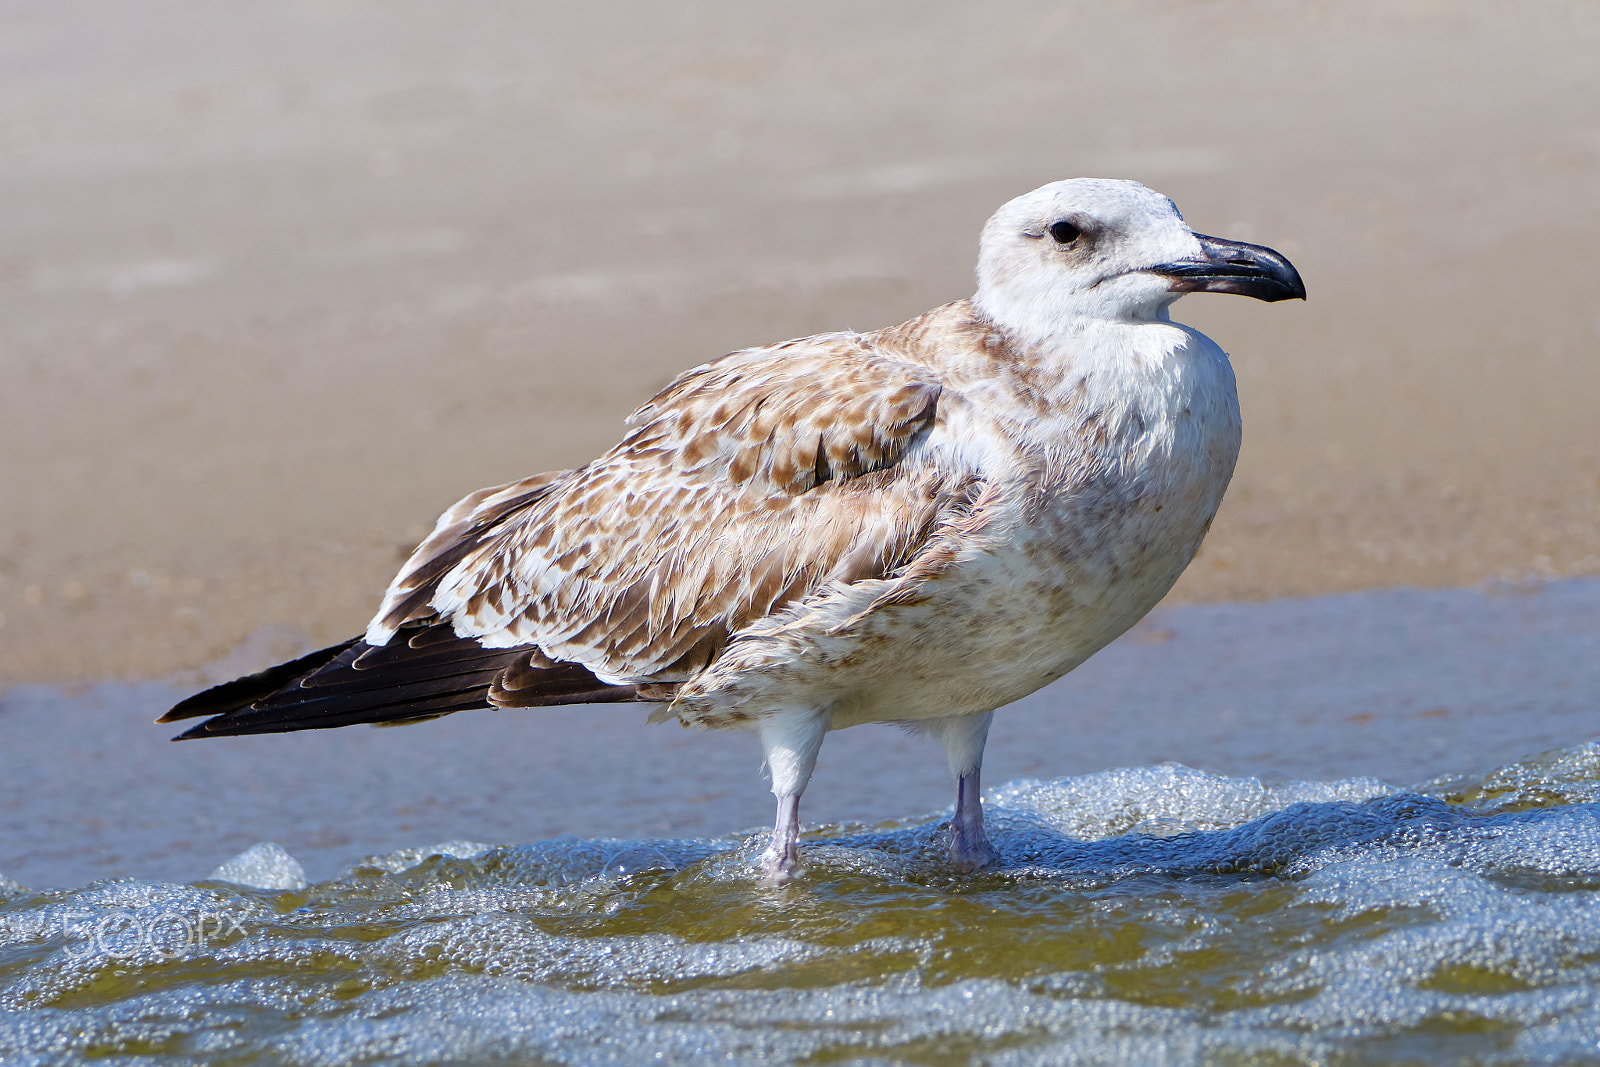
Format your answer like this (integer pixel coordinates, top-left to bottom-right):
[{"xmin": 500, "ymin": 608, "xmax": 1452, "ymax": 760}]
[
  {"xmin": 759, "ymin": 840, "xmax": 802, "ymax": 885},
  {"xmin": 947, "ymin": 826, "xmax": 999, "ymax": 873}
]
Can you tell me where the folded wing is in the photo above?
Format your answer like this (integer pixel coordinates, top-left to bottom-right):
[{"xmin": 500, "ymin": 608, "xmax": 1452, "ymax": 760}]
[{"xmin": 164, "ymin": 331, "xmax": 951, "ymax": 736}]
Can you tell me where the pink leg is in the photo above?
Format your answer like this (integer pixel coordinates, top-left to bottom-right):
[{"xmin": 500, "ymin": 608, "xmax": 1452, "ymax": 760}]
[
  {"xmin": 761, "ymin": 793, "xmax": 803, "ymax": 884},
  {"xmin": 948, "ymin": 764, "xmax": 998, "ymax": 872},
  {"xmin": 930, "ymin": 712, "xmax": 999, "ymax": 872},
  {"xmin": 756, "ymin": 708, "xmax": 830, "ymax": 884}
]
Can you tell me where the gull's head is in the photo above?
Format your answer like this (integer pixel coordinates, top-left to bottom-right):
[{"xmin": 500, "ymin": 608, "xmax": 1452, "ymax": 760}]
[{"xmin": 974, "ymin": 178, "xmax": 1305, "ymax": 342}]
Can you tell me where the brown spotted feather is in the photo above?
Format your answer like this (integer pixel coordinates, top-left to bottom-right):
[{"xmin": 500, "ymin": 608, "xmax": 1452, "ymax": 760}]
[{"xmin": 368, "ymin": 330, "xmax": 955, "ymax": 688}]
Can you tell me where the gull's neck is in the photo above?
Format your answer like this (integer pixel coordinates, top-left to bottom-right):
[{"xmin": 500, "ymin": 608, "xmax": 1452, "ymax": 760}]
[
  {"xmin": 971, "ymin": 288, "xmax": 1186, "ymax": 376},
  {"xmin": 972, "ymin": 283, "xmax": 1179, "ymax": 358}
]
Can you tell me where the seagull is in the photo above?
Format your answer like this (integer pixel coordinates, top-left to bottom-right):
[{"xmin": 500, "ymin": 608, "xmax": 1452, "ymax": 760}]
[{"xmin": 160, "ymin": 178, "xmax": 1304, "ymax": 881}]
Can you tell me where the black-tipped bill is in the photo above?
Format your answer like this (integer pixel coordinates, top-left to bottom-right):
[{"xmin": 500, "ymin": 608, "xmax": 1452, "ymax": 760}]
[{"xmin": 1151, "ymin": 234, "xmax": 1306, "ymax": 302}]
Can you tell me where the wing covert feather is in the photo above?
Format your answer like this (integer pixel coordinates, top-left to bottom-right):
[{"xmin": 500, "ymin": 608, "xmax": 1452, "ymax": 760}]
[{"xmin": 367, "ymin": 333, "xmax": 949, "ymax": 684}]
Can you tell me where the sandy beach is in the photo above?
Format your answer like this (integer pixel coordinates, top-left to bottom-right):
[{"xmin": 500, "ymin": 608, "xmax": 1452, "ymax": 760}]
[{"xmin": 1, "ymin": 1, "xmax": 1597, "ymax": 683}]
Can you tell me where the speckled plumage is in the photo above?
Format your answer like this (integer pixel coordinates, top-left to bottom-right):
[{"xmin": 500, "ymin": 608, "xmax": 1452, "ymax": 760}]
[{"xmin": 164, "ymin": 178, "xmax": 1304, "ymax": 881}]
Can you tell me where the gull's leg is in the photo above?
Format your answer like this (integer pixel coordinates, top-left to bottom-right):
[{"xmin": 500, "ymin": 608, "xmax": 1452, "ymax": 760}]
[
  {"xmin": 756, "ymin": 707, "xmax": 831, "ymax": 883},
  {"xmin": 929, "ymin": 712, "xmax": 998, "ymax": 872}
]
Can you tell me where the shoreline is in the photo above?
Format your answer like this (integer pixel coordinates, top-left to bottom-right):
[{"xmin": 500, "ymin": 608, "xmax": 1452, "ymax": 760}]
[{"xmin": 6, "ymin": 576, "xmax": 1598, "ymax": 890}]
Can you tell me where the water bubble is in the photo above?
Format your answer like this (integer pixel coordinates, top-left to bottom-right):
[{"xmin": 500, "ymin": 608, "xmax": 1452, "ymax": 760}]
[{"xmin": 8, "ymin": 754, "xmax": 1600, "ymax": 1060}]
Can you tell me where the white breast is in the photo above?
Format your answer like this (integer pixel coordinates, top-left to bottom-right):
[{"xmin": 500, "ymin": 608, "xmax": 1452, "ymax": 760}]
[{"xmin": 833, "ymin": 319, "xmax": 1241, "ymax": 727}]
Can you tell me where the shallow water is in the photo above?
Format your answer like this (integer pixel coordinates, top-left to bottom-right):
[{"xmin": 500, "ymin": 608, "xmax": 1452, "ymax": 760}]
[
  {"xmin": 7, "ymin": 749, "xmax": 1600, "ymax": 1064},
  {"xmin": 6, "ymin": 578, "xmax": 1600, "ymax": 891},
  {"xmin": 3, "ymin": 578, "xmax": 1599, "ymax": 1061}
]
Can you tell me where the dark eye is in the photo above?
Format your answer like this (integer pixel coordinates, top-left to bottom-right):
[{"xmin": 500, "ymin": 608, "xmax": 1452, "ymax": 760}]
[{"xmin": 1048, "ymin": 220, "xmax": 1080, "ymax": 244}]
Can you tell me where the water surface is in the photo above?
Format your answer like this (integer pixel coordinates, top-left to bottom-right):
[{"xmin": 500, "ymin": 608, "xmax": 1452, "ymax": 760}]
[
  {"xmin": 2, "ymin": 579, "xmax": 1598, "ymax": 1062},
  {"xmin": 6, "ymin": 751, "xmax": 1600, "ymax": 1063}
]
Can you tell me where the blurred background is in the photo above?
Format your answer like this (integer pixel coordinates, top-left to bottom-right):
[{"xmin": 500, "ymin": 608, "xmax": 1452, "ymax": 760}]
[{"xmin": 2, "ymin": 0, "xmax": 1598, "ymax": 683}]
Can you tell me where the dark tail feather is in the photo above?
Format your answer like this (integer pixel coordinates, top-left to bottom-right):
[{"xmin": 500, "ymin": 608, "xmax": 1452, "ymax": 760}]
[{"xmin": 159, "ymin": 625, "xmax": 640, "ymax": 740}]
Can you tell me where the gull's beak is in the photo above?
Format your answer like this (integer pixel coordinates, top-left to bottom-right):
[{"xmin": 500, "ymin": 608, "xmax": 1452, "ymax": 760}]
[{"xmin": 1150, "ymin": 234, "xmax": 1306, "ymax": 302}]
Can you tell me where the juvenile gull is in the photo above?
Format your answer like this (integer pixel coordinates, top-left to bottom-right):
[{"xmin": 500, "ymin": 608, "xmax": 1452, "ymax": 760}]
[{"xmin": 161, "ymin": 179, "xmax": 1304, "ymax": 881}]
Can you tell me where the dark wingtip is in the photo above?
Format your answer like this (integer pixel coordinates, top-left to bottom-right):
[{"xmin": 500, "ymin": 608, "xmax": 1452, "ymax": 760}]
[
  {"xmin": 168, "ymin": 714, "xmax": 232, "ymax": 740},
  {"xmin": 159, "ymin": 627, "xmax": 640, "ymax": 739},
  {"xmin": 157, "ymin": 639, "xmax": 361, "ymax": 725},
  {"xmin": 170, "ymin": 723, "xmax": 211, "ymax": 741}
]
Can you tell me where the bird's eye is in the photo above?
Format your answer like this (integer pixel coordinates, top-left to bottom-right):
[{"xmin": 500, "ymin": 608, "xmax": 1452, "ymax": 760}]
[{"xmin": 1049, "ymin": 220, "xmax": 1080, "ymax": 244}]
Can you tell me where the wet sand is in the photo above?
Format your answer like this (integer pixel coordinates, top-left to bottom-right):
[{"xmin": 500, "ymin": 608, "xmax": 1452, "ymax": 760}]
[{"xmin": 1, "ymin": 1, "xmax": 1598, "ymax": 682}]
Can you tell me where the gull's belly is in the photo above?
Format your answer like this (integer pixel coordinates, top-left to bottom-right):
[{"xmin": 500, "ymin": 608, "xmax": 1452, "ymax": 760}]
[
  {"xmin": 676, "ymin": 465, "xmax": 1223, "ymax": 733},
  {"xmin": 832, "ymin": 476, "xmax": 1220, "ymax": 727}
]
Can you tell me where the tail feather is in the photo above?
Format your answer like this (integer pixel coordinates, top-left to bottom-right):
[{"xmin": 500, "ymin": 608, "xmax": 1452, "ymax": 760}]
[{"xmin": 159, "ymin": 624, "xmax": 643, "ymax": 740}]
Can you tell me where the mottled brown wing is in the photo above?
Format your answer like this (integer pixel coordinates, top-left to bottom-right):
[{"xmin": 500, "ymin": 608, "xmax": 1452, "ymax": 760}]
[{"xmin": 367, "ymin": 332, "xmax": 946, "ymax": 685}]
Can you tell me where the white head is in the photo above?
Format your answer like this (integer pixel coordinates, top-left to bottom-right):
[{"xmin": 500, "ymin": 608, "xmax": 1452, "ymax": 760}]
[{"xmin": 973, "ymin": 178, "xmax": 1303, "ymax": 345}]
